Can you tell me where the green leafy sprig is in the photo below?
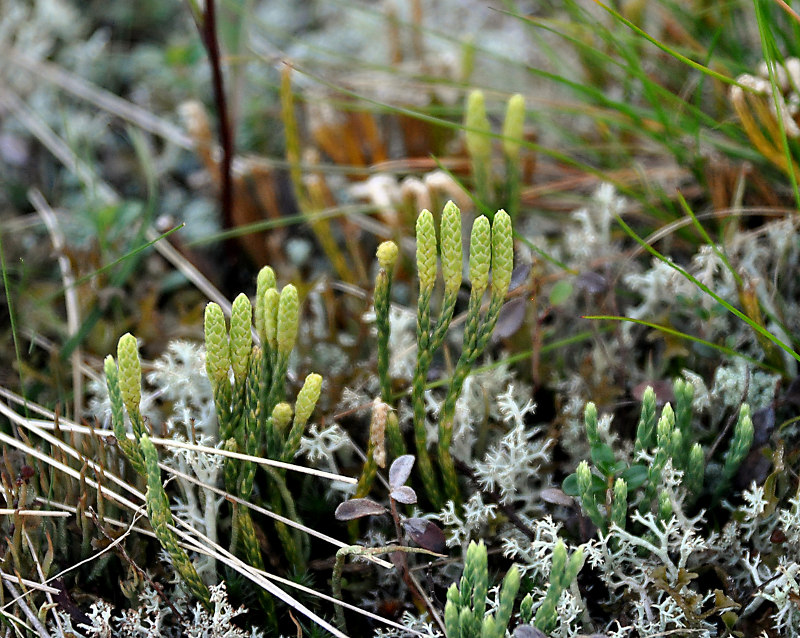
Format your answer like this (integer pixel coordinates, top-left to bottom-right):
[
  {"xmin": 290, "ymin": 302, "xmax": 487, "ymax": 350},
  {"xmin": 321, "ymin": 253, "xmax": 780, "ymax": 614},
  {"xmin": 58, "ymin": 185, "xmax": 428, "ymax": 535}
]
[{"xmin": 444, "ymin": 540, "xmax": 521, "ymax": 638}]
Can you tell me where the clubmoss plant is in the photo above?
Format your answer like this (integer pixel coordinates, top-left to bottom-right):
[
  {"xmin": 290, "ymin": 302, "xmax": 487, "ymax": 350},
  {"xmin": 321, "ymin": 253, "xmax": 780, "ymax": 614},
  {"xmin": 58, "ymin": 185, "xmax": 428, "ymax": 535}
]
[
  {"xmin": 104, "ymin": 352, "xmax": 146, "ymax": 476},
  {"xmin": 203, "ymin": 270, "xmax": 322, "ymax": 587},
  {"xmin": 103, "ymin": 267, "xmax": 324, "ymax": 623},
  {"xmin": 501, "ymin": 93, "xmax": 525, "ymax": 219},
  {"xmin": 531, "ymin": 540, "xmax": 584, "ymax": 635},
  {"xmin": 374, "ymin": 240, "xmax": 405, "ymax": 459},
  {"xmin": 563, "ymin": 379, "xmax": 754, "ymax": 534},
  {"xmin": 465, "ymin": 90, "xmax": 493, "ymax": 210},
  {"xmin": 406, "ymin": 202, "xmax": 514, "ymax": 508},
  {"xmin": 141, "ymin": 433, "xmax": 212, "ymax": 610},
  {"xmin": 443, "ymin": 540, "xmax": 521, "ymax": 638},
  {"xmin": 436, "ymin": 208, "xmax": 514, "ymax": 506},
  {"xmin": 463, "ymin": 90, "xmax": 527, "ymax": 216},
  {"xmin": 106, "ymin": 334, "xmax": 212, "ymax": 609}
]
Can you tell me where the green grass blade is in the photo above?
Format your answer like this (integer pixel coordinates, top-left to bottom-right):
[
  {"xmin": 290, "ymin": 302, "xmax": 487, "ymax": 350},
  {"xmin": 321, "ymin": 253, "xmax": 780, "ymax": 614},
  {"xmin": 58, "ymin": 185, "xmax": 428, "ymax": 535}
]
[{"xmin": 583, "ymin": 315, "xmax": 782, "ymax": 373}]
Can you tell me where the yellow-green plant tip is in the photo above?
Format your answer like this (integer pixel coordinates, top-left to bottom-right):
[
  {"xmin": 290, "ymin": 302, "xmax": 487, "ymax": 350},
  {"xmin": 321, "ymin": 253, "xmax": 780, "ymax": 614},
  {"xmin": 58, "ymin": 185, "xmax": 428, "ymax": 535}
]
[
  {"xmin": 416, "ymin": 209, "xmax": 437, "ymax": 291},
  {"xmin": 501, "ymin": 565, "xmax": 520, "ymax": 598},
  {"xmin": 490, "ymin": 210, "xmax": 513, "ymax": 296},
  {"xmin": 376, "ymin": 241, "xmax": 399, "ymax": 272},
  {"xmin": 658, "ymin": 490, "xmax": 672, "ymax": 521},
  {"xmin": 576, "ymin": 460, "xmax": 591, "ymax": 486},
  {"xmin": 584, "ymin": 401, "xmax": 599, "ymax": 445},
  {"xmin": 440, "ymin": 201, "xmax": 463, "ymax": 295},
  {"xmin": 480, "ymin": 615, "xmax": 496, "ymax": 638},
  {"xmin": 294, "ymin": 373, "xmax": 322, "ymax": 426},
  {"xmin": 229, "ymin": 293, "xmax": 253, "ymax": 382},
  {"xmin": 661, "ymin": 402, "xmax": 675, "ymax": 428},
  {"xmin": 686, "ymin": 442, "xmax": 705, "ymax": 496},
  {"xmin": 551, "ymin": 540, "xmax": 567, "ymax": 578},
  {"xmin": 444, "ymin": 599, "xmax": 459, "ymax": 637},
  {"xmin": 565, "ymin": 547, "xmax": 584, "ymax": 582},
  {"xmin": 264, "ymin": 288, "xmax": 280, "ymax": 349},
  {"xmin": 255, "ymin": 266, "xmax": 277, "ymax": 339},
  {"xmin": 272, "ymin": 402, "xmax": 293, "ymax": 433},
  {"xmin": 656, "ymin": 409, "xmax": 673, "ymax": 448},
  {"xmin": 468, "ymin": 215, "xmax": 491, "ymax": 294},
  {"xmin": 465, "ymin": 90, "xmax": 491, "ymax": 159},
  {"xmin": 117, "ymin": 333, "xmax": 142, "ymax": 415},
  {"xmin": 502, "ymin": 93, "xmax": 525, "ymax": 159},
  {"xmin": 277, "ymin": 284, "xmax": 299, "ymax": 355},
  {"xmin": 103, "ymin": 355, "xmax": 117, "ymax": 383},
  {"xmin": 204, "ymin": 302, "xmax": 230, "ymax": 388},
  {"xmin": 611, "ymin": 478, "xmax": 628, "ymax": 529},
  {"xmin": 257, "ymin": 265, "xmax": 276, "ymax": 292},
  {"xmin": 670, "ymin": 428, "xmax": 684, "ymax": 461}
]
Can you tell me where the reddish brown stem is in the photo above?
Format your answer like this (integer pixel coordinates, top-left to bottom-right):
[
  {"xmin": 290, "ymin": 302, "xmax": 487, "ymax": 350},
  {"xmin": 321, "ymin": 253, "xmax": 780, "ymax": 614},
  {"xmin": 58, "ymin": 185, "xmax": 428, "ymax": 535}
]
[{"xmin": 199, "ymin": 0, "xmax": 234, "ymax": 231}]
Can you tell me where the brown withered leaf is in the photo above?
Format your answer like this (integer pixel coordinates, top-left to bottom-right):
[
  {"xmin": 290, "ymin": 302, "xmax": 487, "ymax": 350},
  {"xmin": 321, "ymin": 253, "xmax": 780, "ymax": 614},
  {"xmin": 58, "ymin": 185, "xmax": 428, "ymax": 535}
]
[
  {"xmin": 334, "ymin": 498, "xmax": 387, "ymax": 521},
  {"xmin": 402, "ymin": 518, "xmax": 446, "ymax": 554}
]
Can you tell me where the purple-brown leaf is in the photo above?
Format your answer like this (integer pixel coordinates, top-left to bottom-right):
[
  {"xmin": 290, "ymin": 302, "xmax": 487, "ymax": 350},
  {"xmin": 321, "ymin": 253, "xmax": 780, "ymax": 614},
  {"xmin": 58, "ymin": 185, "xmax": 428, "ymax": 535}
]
[
  {"xmin": 403, "ymin": 518, "xmax": 446, "ymax": 554},
  {"xmin": 389, "ymin": 455, "xmax": 415, "ymax": 489},
  {"xmin": 508, "ymin": 263, "xmax": 532, "ymax": 293},
  {"xmin": 493, "ymin": 297, "xmax": 527, "ymax": 340},
  {"xmin": 575, "ymin": 270, "xmax": 608, "ymax": 294},
  {"xmin": 752, "ymin": 406, "xmax": 775, "ymax": 447},
  {"xmin": 390, "ymin": 486, "xmax": 417, "ymax": 504},
  {"xmin": 334, "ymin": 498, "xmax": 387, "ymax": 521},
  {"xmin": 540, "ymin": 487, "xmax": 574, "ymax": 507}
]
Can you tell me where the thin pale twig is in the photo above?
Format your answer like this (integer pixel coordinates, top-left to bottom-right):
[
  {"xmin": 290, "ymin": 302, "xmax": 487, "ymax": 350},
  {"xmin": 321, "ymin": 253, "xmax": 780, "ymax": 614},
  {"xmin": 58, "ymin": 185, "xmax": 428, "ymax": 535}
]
[
  {"xmin": 3, "ymin": 581, "xmax": 52, "ymax": 638},
  {"xmin": 169, "ymin": 516, "xmax": 431, "ymax": 637},
  {"xmin": 0, "ymin": 510, "xmax": 70, "ymax": 517},
  {"xmin": 0, "ymin": 508, "xmax": 148, "ymax": 613},
  {"xmin": 0, "ymin": 573, "xmax": 59, "ymax": 595},
  {"xmin": 159, "ymin": 462, "xmax": 392, "ymax": 568},
  {"xmin": 23, "ymin": 530, "xmax": 64, "ymax": 635},
  {"xmin": 30, "ymin": 189, "xmax": 83, "ymax": 421},
  {"xmin": 2, "ymin": 399, "xmax": 355, "ymax": 484}
]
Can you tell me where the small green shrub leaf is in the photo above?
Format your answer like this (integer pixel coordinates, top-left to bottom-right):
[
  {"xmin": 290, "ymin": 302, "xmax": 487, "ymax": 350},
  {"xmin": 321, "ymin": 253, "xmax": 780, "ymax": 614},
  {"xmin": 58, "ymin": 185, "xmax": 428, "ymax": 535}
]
[
  {"xmin": 621, "ymin": 464, "xmax": 649, "ymax": 490},
  {"xmin": 549, "ymin": 279, "xmax": 573, "ymax": 306},
  {"xmin": 562, "ymin": 473, "xmax": 579, "ymax": 496},
  {"xmin": 590, "ymin": 443, "xmax": 617, "ymax": 475}
]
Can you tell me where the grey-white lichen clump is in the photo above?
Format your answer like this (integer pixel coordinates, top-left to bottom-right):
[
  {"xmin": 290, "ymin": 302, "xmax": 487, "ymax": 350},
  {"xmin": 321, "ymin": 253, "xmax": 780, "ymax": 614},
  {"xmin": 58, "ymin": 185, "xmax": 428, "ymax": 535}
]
[{"xmin": 54, "ymin": 582, "xmax": 263, "ymax": 638}]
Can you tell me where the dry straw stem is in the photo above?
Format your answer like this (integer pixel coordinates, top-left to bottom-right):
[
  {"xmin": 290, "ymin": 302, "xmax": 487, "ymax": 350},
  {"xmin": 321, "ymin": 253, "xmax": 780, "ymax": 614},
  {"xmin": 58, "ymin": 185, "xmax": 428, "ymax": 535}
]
[
  {"xmin": 0, "ymin": 509, "xmax": 69, "ymax": 517},
  {"xmin": 0, "ymin": 402, "xmax": 355, "ymax": 485},
  {"xmin": 29, "ymin": 189, "xmax": 83, "ymax": 422},
  {"xmin": 161, "ymin": 462, "xmax": 391, "ymax": 569},
  {"xmin": 3, "ymin": 580, "xmax": 51, "ymax": 638},
  {"xmin": 23, "ymin": 528, "xmax": 64, "ymax": 635},
  {"xmin": 730, "ymin": 84, "xmax": 800, "ymax": 179},
  {"xmin": 0, "ymin": 396, "xmax": 400, "ymax": 636},
  {"xmin": 162, "ymin": 507, "xmax": 367, "ymax": 638}
]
